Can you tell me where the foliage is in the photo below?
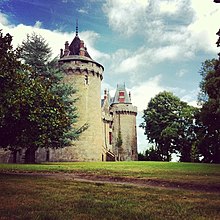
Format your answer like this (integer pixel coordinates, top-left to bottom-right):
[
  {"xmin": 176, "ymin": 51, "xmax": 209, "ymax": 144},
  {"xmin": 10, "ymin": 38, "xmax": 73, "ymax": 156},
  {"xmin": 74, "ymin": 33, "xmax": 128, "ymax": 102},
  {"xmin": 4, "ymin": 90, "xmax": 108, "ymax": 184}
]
[
  {"xmin": 196, "ymin": 32, "xmax": 220, "ymax": 163},
  {"xmin": 197, "ymin": 63, "xmax": 220, "ymax": 163},
  {"xmin": 198, "ymin": 59, "xmax": 218, "ymax": 105},
  {"xmin": 19, "ymin": 33, "xmax": 86, "ymax": 163},
  {"xmin": 138, "ymin": 147, "xmax": 163, "ymax": 161},
  {"xmin": 0, "ymin": 32, "xmax": 40, "ymax": 152},
  {"xmin": 116, "ymin": 129, "xmax": 123, "ymax": 160},
  {"xmin": 138, "ymin": 152, "xmax": 146, "ymax": 161},
  {"xmin": 145, "ymin": 146, "xmax": 163, "ymax": 161},
  {"xmin": 0, "ymin": 31, "xmax": 81, "ymax": 163},
  {"xmin": 140, "ymin": 91, "xmax": 198, "ymax": 162},
  {"xmin": 190, "ymin": 143, "xmax": 200, "ymax": 163},
  {"xmin": 19, "ymin": 32, "xmax": 52, "ymax": 76}
]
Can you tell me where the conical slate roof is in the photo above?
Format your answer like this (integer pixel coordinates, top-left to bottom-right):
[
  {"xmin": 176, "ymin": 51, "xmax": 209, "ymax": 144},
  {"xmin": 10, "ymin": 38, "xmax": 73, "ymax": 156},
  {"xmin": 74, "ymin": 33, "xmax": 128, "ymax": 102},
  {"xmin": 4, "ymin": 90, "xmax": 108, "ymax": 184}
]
[
  {"xmin": 112, "ymin": 84, "xmax": 131, "ymax": 104},
  {"xmin": 68, "ymin": 35, "xmax": 92, "ymax": 59}
]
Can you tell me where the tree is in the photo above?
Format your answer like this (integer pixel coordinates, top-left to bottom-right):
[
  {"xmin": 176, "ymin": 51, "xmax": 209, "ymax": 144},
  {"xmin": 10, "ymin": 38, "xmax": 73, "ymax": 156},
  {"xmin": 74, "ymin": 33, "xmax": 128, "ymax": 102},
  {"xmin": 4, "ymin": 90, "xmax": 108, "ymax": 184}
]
[
  {"xmin": 176, "ymin": 105, "xmax": 198, "ymax": 162},
  {"xmin": 196, "ymin": 30, "xmax": 220, "ymax": 163},
  {"xmin": 140, "ymin": 91, "xmax": 197, "ymax": 162},
  {"xmin": 0, "ymin": 31, "xmax": 82, "ymax": 163},
  {"xmin": 0, "ymin": 31, "xmax": 30, "ymax": 161},
  {"xmin": 198, "ymin": 59, "xmax": 217, "ymax": 105},
  {"xmin": 145, "ymin": 146, "xmax": 163, "ymax": 161},
  {"xmin": 138, "ymin": 152, "xmax": 146, "ymax": 161},
  {"xmin": 19, "ymin": 32, "xmax": 52, "ymax": 76},
  {"xmin": 19, "ymin": 33, "xmax": 87, "ymax": 163},
  {"xmin": 198, "ymin": 63, "xmax": 220, "ymax": 163},
  {"xmin": 116, "ymin": 129, "xmax": 123, "ymax": 161}
]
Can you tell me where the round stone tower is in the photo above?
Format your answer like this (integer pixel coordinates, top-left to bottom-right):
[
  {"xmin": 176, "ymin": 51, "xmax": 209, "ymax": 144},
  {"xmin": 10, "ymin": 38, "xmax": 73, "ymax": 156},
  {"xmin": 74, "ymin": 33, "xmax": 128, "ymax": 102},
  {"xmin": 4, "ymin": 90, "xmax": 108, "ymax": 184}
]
[
  {"xmin": 110, "ymin": 84, "xmax": 138, "ymax": 161},
  {"xmin": 53, "ymin": 27, "xmax": 104, "ymax": 161}
]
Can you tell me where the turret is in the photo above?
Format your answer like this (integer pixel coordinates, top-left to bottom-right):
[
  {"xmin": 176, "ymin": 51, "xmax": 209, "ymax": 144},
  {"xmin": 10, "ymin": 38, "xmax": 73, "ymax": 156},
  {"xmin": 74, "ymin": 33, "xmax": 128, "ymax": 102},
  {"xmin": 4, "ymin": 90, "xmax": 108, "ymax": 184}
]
[
  {"xmin": 110, "ymin": 84, "xmax": 138, "ymax": 161},
  {"xmin": 50, "ymin": 22, "xmax": 104, "ymax": 161}
]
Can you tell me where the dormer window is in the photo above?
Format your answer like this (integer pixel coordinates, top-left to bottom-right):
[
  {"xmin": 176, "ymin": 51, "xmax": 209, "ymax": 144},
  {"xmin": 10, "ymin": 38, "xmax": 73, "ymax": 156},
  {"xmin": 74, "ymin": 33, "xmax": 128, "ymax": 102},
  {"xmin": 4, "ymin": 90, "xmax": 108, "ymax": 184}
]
[{"xmin": 118, "ymin": 91, "xmax": 125, "ymax": 103}]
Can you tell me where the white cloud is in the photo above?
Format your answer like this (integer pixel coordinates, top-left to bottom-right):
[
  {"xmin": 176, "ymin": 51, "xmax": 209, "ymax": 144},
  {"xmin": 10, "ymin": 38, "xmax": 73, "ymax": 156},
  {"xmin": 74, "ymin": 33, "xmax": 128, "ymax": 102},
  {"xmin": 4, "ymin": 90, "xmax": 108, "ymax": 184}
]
[
  {"xmin": 131, "ymin": 75, "xmax": 165, "ymax": 112},
  {"xmin": 159, "ymin": 0, "xmax": 179, "ymax": 14},
  {"xmin": 0, "ymin": 20, "xmax": 109, "ymax": 62},
  {"xmin": 103, "ymin": 0, "xmax": 150, "ymax": 37},
  {"xmin": 80, "ymin": 31, "xmax": 110, "ymax": 61},
  {"xmin": 131, "ymin": 74, "xmax": 165, "ymax": 153},
  {"xmin": 77, "ymin": 8, "xmax": 88, "ymax": 14},
  {"xmin": 0, "ymin": 12, "xmax": 9, "ymax": 26},
  {"xmin": 181, "ymin": 89, "xmax": 199, "ymax": 107},
  {"xmin": 176, "ymin": 69, "xmax": 187, "ymax": 77},
  {"xmin": 34, "ymin": 21, "xmax": 42, "ymax": 28},
  {"xmin": 103, "ymin": 0, "xmax": 219, "ymax": 59},
  {"xmin": 117, "ymin": 52, "xmax": 145, "ymax": 73},
  {"xmin": 187, "ymin": 0, "xmax": 220, "ymax": 54},
  {"xmin": 154, "ymin": 45, "xmax": 181, "ymax": 61}
]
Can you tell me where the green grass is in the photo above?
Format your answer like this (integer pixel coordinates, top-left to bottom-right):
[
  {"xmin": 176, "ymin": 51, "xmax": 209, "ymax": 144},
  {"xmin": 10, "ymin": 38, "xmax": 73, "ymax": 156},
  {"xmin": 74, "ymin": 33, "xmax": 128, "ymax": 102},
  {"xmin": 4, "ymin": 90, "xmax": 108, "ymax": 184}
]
[
  {"xmin": 0, "ymin": 161, "xmax": 220, "ymax": 187},
  {"xmin": 0, "ymin": 162, "xmax": 220, "ymax": 219},
  {"xmin": 0, "ymin": 173, "xmax": 220, "ymax": 220}
]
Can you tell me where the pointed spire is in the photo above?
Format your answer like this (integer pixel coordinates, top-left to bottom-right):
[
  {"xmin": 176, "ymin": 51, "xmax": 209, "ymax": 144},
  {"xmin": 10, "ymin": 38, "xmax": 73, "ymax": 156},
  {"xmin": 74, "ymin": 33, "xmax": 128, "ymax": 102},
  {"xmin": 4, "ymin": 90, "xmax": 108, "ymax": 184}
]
[{"xmin": 76, "ymin": 19, "xmax": 78, "ymax": 37}]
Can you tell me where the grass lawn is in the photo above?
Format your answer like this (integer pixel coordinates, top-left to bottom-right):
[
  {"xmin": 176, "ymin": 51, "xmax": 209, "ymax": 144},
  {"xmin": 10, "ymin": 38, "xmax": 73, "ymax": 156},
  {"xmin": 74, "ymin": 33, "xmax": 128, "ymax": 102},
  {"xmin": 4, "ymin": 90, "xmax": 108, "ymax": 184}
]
[{"xmin": 0, "ymin": 162, "xmax": 220, "ymax": 219}]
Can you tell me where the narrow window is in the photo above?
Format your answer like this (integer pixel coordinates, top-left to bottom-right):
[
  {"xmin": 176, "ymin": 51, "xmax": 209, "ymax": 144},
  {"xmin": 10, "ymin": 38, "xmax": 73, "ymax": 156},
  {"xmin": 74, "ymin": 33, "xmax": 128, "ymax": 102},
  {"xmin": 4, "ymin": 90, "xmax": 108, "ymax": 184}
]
[
  {"xmin": 85, "ymin": 75, "xmax": 88, "ymax": 84},
  {"xmin": 109, "ymin": 132, "xmax": 112, "ymax": 145}
]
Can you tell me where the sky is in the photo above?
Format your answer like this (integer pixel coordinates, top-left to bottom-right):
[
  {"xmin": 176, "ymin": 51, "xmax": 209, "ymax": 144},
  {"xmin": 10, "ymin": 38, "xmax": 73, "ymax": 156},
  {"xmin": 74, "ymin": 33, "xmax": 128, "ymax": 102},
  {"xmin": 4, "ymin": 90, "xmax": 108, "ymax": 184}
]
[{"xmin": 0, "ymin": 0, "xmax": 219, "ymax": 153}]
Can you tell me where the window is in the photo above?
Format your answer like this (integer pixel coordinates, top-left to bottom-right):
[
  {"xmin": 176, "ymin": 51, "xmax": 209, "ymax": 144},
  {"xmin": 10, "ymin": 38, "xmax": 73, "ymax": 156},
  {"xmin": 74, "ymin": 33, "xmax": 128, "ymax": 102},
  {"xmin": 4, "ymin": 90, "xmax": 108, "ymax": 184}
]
[
  {"xmin": 118, "ymin": 91, "xmax": 125, "ymax": 103},
  {"xmin": 109, "ymin": 132, "xmax": 112, "ymax": 145},
  {"xmin": 85, "ymin": 75, "xmax": 88, "ymax": 84}
]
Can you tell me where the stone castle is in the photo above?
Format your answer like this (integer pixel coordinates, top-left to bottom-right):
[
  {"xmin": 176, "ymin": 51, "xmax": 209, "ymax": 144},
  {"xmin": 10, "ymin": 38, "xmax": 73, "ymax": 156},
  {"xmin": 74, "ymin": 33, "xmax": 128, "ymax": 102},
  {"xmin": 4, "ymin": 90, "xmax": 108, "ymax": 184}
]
[{"xmin": 0, "ymin": 27, "xmax": 138, "ymax": 162}]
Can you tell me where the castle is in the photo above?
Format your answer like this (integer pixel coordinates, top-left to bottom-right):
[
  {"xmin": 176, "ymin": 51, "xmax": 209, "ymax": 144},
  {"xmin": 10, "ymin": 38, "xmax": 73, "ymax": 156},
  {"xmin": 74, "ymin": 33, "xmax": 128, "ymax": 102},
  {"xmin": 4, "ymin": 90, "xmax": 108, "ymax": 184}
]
[{"xmin": 0, "ymin": 26, "xmax": 138, "ymax": 162}]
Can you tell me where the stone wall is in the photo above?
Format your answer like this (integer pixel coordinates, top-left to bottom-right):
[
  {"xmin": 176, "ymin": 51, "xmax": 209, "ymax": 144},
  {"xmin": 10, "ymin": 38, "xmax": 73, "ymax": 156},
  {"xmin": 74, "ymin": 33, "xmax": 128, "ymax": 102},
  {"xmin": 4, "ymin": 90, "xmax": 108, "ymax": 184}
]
[
  {"xmin": 47, "ymin": 57, "xmax": 104, "ymax": 161},
  {"xmin": 111, "ymin": 103, "xmax": 138, "ymax": 161}
]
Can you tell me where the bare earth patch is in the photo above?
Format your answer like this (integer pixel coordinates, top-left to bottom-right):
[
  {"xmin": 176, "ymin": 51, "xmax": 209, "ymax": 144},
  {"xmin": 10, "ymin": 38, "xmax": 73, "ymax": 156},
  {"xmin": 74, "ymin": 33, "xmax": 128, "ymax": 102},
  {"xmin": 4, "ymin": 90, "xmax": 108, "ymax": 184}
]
[{"xmin": 1, "ymin": 170, "xmax": 219, "ymax": 192}]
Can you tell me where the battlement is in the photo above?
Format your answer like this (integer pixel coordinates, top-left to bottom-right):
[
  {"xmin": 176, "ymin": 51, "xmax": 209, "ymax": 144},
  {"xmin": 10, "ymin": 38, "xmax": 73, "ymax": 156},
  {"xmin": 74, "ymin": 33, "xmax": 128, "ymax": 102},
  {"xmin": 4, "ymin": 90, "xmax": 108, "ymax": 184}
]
[
  {"xmin": 59, "ymin": 56, "xmax": 104, "ymax": 80},
  {"xmin": 111, "ymin": 103, "xmax": 137, "ymax": 115}
]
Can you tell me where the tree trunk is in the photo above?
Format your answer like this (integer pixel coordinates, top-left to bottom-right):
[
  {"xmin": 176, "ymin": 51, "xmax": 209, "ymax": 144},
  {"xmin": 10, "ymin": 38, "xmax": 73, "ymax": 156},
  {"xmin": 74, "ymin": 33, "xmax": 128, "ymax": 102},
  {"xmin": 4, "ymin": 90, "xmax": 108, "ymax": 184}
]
[
  {"xmin": 166, "ymin": 145, "xmax": 170, "ymax": 162},
  {"xmin": 12, "ymin": 150, "xmax": 17, "ymax": 163},
  {"xmin": 213, "ymin": 144, "xmax": 220, "ymax": 163}
]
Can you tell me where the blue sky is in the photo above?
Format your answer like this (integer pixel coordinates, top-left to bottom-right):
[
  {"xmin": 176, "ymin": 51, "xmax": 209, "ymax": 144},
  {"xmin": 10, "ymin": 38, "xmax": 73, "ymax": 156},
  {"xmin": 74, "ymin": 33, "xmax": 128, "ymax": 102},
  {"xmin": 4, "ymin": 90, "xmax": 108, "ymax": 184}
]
[{"xmin": 0, "ymin": 0, "xmax": 219, "ymax": 153}]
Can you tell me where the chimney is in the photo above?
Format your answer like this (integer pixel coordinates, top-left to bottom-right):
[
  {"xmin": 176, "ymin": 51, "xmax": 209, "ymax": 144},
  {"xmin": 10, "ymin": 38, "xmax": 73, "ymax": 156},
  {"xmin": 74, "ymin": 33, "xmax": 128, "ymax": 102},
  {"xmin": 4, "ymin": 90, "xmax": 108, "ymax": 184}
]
[
  {"xmin": 64, "ymin": 41, "xmax": 69, "ymax": 56},
  {"xmin": 79, "ymin": 40, "xmax": 85, "ymax": 56},
  {"xmin": 60, "ymin": 49, "xmax": 63, "ymax": 58}
]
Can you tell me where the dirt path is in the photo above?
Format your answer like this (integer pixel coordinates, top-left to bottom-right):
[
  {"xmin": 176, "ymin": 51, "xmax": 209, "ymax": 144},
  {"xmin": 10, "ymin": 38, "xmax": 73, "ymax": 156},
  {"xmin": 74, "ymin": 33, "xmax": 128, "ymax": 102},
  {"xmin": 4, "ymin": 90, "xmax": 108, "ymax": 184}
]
[{"xmin": 1, "ymin": 171, "xmax": 220, "ymax": 192}]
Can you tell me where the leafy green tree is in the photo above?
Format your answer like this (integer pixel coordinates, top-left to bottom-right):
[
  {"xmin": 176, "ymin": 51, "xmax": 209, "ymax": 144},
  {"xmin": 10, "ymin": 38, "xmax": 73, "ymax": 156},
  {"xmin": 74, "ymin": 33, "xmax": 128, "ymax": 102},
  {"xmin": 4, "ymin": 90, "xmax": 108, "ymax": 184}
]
[
  {"xmin": 190, "ymin": 143, "xmax": 200, "ymax": 163},
  {"xmin": 0, "ymin": 31, "xmax": 30, "ymax": 161},
  {"xmin": 140, "ymin": 91, "xmax": 197, "ymax": 162},
  {"xmin": 138, "ymin": 152, "xmax": 146, "ymax": 161},
  {"xmin": 145, "ymin": 146, "xmax": 163, "ymax": 161},
  {"xmin": 196, "ymin": 30, "xmax": 220, "ymax": 163},
  {"xmin": 0, "ymin": 31, "xmax": 82, "ymax": 163},
  {"xmin": 176, "ymin": 105, "xmax": 198, "ymax": 162},
  {"xmin": 198, "ymin": 63, "xmax": 220, "ymax": 163},
  {"xmin": 198, "ymin": 59, "xmax": 217, "ymax": 105},
  {"xmin": 18, "ymin": 33, "xmax": 85, "ymax": 163},
  {"xmin": 19, "ymin": 32, "xmax": 52, "ymax": 76}
]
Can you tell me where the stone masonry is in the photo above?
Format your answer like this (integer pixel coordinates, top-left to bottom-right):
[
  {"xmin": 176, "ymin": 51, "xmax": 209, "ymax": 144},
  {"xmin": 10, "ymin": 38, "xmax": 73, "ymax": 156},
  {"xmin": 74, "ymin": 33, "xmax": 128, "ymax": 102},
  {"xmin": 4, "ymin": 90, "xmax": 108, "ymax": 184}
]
[{"xmin": 0, "ymin": 26, "xmax": 138, "ymax": 162}]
